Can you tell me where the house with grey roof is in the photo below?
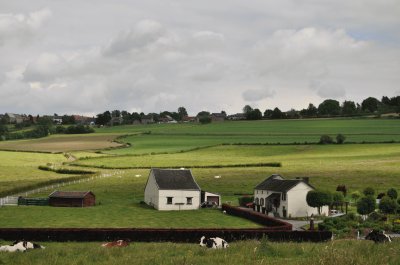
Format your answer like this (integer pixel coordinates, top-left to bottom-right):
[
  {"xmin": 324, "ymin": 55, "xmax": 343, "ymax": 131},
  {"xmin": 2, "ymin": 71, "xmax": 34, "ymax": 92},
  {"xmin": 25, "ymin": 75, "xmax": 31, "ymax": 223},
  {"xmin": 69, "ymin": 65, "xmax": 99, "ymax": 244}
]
[
  {"xmin": 144, "ymin": 168, "xmax": 220, "ymax": 210},
  {"xmin": 254, "ymin": 174, "xmax": 329, "ymax": 218}
]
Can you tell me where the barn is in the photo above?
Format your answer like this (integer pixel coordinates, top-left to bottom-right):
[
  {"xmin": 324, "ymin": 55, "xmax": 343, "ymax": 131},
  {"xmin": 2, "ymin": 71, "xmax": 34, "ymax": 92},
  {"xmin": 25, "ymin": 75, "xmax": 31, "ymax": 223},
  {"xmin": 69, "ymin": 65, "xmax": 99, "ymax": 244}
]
[{"xmin": 48, "ymin": 191, "xmax": 95, "ymax": 207}]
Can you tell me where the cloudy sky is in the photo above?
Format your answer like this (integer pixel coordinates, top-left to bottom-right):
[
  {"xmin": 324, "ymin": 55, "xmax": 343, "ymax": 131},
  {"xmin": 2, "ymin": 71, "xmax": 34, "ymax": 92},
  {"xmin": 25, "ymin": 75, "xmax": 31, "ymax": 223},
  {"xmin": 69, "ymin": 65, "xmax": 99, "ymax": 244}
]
[{"xmin": 1, "ymin": 0, "xmax": 399, "ymax": 116}]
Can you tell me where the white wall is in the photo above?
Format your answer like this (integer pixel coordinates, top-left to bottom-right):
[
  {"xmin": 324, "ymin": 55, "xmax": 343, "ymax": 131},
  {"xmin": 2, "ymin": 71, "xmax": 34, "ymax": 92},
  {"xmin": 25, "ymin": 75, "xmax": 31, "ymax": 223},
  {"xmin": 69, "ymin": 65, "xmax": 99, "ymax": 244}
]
[
  {"xmin": 287, "ymin": 182, "xmax": 328, "ymax": 217},
  {"xmin": 158, "ymin": 190, "xmax": 200, "ymax": 210},
  {"xmin": 144, "ymin": 172, "xmax": 159, "ymax": 209}
]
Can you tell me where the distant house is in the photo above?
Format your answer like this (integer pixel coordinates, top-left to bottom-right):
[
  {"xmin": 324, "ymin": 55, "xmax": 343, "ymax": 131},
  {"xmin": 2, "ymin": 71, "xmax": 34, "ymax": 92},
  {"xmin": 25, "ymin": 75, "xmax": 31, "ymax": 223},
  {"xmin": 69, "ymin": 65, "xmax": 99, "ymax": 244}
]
[
  {"xmin": 141, "ymin": 115, "xmax": 154, "ymax": 125},
  {"xmin": 73, "ymin": 115, "xmax": 95, "ymax": 125},
  {"xmin": 52, "ymin": 116, "xmax": 63, "ymax": 125},
  {"xmin": 144, "ymin": 168, "xmax": 220, "ymax": 210},
  {"xmin": 5, "ymin": 113, "xmax": 24, "ymax": 124},
  {"xmin": 182, "ymin": 116, "xmax": 197, "ymax": 123},
  {"xmin": 49, "ymin": 191, "xmax": 95, "ymax": 207},
  {"xmin": 110, "ymin": 116, "xmax": 123, "ymax": 126},
  {"xmin": 254, "ymin": 174, "xmax": 328, "ymax": 218},
  {"xmin": 227, "ymin": 113, "xmax": 246, "ymax": 120},
  {"xmin": 158, "ymin": 115, "xmax": 177, "ymax": 124},
  {"xmin": 210, "ymin": 113, "xmax": 226, "ymax": 122}
]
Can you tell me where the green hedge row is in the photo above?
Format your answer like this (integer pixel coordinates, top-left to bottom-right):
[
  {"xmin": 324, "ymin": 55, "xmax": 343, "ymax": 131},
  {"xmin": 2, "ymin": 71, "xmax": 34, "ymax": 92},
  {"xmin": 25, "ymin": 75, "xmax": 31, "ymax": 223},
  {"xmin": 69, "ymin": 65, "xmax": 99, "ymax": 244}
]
[{"xmin": 38, "ymin": 165, "xmax": 95, "ymax": 175}]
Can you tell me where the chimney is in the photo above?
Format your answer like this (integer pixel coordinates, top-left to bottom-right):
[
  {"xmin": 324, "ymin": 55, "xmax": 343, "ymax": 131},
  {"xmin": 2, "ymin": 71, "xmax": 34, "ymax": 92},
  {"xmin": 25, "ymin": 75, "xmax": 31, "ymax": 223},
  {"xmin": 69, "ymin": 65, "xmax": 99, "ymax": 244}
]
[{"xmin": 302, "ymin": 177, "xmax": 310, "ymax": 184}]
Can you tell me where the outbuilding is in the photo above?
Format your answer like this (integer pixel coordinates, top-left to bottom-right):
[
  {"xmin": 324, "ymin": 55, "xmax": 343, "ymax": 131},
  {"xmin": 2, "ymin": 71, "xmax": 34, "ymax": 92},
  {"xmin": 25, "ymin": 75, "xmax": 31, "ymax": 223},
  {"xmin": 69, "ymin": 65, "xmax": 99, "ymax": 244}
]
[{"xmin": 49, "ymin": 191, "xmax": 95, "ymax": 207}]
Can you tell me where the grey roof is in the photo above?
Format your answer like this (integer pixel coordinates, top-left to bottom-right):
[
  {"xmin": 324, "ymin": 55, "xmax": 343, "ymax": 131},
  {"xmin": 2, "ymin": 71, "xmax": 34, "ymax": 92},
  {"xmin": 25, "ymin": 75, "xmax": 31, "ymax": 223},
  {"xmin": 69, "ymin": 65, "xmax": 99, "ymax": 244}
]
[
  {"xmin": 255, "ymin": 174, "xmax": 314, "ymax": 192},
  {"xmin": 151, "ymin": 169, "xmax": 200, "ymax": 190},
  {"xmin": 49, "ymin": 191, "xmax": 94, "ymax": 199}
]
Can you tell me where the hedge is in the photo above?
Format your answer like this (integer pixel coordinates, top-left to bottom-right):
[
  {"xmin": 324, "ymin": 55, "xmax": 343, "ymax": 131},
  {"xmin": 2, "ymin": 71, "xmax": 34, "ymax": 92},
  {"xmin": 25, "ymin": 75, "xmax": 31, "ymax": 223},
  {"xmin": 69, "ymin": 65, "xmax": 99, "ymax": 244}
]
[
  {"xmin": 0, "ymin": 228, "xmax": 332, "ymax": 243},
  {"xmin": 38, "ymin": 165, "xmax": 95, "ymax": 175}
]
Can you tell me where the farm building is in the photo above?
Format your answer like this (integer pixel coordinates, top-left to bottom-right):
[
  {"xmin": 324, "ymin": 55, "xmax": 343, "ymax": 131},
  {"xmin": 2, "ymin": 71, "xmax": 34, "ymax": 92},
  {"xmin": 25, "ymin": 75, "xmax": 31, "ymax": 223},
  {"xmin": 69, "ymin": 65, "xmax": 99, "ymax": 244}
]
[
  {"xmin": 144, "ymin": 168, "xmax": 221, "ymax": 210},
  {"xmin": 49, "ymin": 191, "xmax": 95, "ymax": 207},
  {"xmin": 253, "ymin": 174, "xmax": 329, "ymax": 218}
]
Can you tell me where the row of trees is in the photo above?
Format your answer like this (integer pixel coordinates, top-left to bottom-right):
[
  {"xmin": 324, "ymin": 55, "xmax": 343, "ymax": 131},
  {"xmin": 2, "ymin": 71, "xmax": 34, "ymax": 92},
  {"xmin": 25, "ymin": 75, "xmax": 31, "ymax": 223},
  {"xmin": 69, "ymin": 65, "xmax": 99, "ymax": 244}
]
[{"xmin": 243, "ymin": 95, "xmax": 400, "ymax": 120}]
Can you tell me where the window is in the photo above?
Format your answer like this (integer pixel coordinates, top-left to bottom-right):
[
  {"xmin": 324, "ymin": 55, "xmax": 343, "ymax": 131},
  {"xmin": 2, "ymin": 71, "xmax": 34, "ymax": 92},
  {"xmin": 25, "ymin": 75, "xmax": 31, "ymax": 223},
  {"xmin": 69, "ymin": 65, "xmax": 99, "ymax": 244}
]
[
  {"xmin": 260, "ymin": 198, "xmax": 264, "ymax": 206},
  {"xmin": 167, "ymin": 197, "xmax": 173, "ymax": 205},
  {"xmin": 186, "ymin": 197, "xmax": 193, "ymax": 205},
  {"xmin": 255, "ymin": 198, "xmax": 259, "ymax": 205},
  {"xmin": 281, "ymin": 193, "xmax": 286, "ymax": 201}
]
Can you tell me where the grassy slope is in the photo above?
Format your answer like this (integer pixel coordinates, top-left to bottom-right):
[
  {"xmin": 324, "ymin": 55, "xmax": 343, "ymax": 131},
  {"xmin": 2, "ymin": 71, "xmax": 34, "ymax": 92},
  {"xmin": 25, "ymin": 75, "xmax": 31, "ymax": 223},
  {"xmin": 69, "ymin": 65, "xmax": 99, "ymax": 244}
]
[
  {"xmin": 0, "ymin": 151, "xmax": 78, "ymax": 196},
  {"xmin": 0, "ymin": 240, "xmax": 398, "ymax": 265}
]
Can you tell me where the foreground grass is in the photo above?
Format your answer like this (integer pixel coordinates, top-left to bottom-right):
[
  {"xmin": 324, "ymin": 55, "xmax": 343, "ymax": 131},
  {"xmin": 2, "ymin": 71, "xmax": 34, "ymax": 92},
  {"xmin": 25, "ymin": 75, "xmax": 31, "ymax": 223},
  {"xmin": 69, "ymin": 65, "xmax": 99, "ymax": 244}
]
[{"xmin": 0, "ymin": 240, "xmax": 398, "ymax": 265}]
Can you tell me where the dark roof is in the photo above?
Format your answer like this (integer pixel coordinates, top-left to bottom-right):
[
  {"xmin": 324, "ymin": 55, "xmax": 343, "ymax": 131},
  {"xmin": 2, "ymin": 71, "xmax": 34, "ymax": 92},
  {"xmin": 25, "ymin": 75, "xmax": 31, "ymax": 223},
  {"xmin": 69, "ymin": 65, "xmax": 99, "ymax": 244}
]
[
  {"xmin": 151, "ymin": 169, "xmax": 200, "ymax": 190},
  {"xmin": 49, "ymin": 191, "xmax": 94, "ymax": 199},
  {"xmin": 255, "ymin": 174, "xmax": 314, "ymax": 192}
]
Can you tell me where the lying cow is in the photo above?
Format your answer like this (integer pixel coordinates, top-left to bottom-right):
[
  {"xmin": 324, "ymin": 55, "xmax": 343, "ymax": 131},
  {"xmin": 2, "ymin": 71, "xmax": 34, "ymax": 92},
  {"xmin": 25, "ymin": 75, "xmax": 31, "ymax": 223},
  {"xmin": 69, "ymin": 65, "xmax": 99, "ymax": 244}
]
[
  {"xmin": 101, "ymin": 240, "xmax": 130, "ymax": 248},
  {"xmin": 0, "ymin": 241, "xmax": 45, "ymax": 252},
  {"xmin": 365, "ymin": 230, "xmax": 392, "ymax": 243},
  {"xmin": 199, "ymin": 236, "xmax": 229, "ymax": 249}
]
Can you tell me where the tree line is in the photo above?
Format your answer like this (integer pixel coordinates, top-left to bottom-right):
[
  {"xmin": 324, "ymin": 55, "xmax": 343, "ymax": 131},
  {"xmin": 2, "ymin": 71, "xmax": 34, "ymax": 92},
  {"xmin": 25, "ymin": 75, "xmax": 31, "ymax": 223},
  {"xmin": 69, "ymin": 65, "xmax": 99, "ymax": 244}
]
[{"xmin": 243, "ymin": 95, "xmax": 400, "ymax": 120}]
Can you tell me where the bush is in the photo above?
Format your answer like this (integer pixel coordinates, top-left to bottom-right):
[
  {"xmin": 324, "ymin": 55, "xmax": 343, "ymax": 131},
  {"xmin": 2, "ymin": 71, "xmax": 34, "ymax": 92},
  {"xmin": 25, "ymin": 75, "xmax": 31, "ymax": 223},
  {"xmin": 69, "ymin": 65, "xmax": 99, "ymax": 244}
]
[
  {"xmin": 357, "ymin": 196, "xmax": 376, "ymax": 215},
  {"xmin": 238, "ymin": 196, "xmax": 254, "ymax": 207},
  {"xmin": 56, "ymin": 125, "xmax": 66, "ymax": 133},
  {"xmin": 64, "ymin": 125, "xmax": 94, "ymax": 134},
  {"xmin": 319, "ymin": 135, "xmax": 334, "ymax": 144},
  {"xmin": 306, "ymin": 190, "xmax": 332, "ymax": 215},
  {"xmin": 363, "ymin": 187, "xmax": 375, "ymax": 197},
  {"xmin": 198, "ymin": 116, "xmax": 211, "ymax": 124},
  {"xmin": 351, "ymin": 191, "xmax": 362, "ymax": 202},
  {"xmin": 379, "ymin": 196, "xmax": 398, "ymax": 214},
  {"xmin": 336, "ymin": 134, "xmax": 346, "ymax": 144},
  {"xmin": 387, "ymin": 188, "xmax": 398, "ymax": 199}
]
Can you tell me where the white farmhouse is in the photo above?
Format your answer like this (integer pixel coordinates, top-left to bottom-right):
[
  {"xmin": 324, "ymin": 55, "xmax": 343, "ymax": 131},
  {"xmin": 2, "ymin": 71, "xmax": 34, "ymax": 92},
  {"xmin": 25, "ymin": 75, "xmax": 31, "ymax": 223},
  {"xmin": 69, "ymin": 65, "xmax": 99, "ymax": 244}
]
[
  {"xmin": 144, "ymin": 168, "xmax": 220, "ymax": 210},
  {"xmin": 254, "ymin": 174, "xmax": 329, "ymax": 218}
]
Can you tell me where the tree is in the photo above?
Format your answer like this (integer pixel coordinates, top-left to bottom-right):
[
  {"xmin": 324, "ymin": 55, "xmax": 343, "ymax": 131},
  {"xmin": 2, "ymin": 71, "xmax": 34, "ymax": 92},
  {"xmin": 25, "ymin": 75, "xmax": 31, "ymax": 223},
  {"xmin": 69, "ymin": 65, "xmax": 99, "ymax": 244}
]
[
  {"xmin": 0, "ymin": 124, "xmax": 8, "ymax": 135},
  {"xmin": 247, "ymin": 109, "xmax": 262, "ymax": 120},
  {"xmin": 243, "ymin": 105, "xmax": 253, "ymax": 114},
  {"xmin": 342, "ymin": 100, "xmax": 357, "ymax": 116},
  {"xmin": 178, "ymin": 107, "xmax": 188, "ymax": 120},
  {"xmin": 361, "ymin": 97, "xmax": 380, "ymax": 113},
  {"xmin": 387, "ymin": 188, "xmax": 398, "ymax": 200},
  {"xmin": 318, "ymin": 99, "xmax": 341, "ymax": 116},
  {"xmin": 336, "ymin": 134, "xmax": 346, "ymax": 144},
  {"xmin": 379, "ymin": 196, "xmax": 397, "ymax": 214},
  {"xmin": 306, "ymin": 103, "xmax": 318, "ymax": 117},
  {"xmin": 363, "ymin": 187, "xmax": 375, "ymax": 197},
  {"xmin": 95, "ymin": 111, "xmax": 111, "ymax": 125},
  {"xmin": 306, "ymin": 191, "xmax": 333, "ymax": 215},
  {"xmin": 319, "ymin": 135, "xmax": 334, "ymax": 144},
  {"xmin": 332, "ymin": 192, "xmax": 345, "ymax": 210},
  {"xmin": 263, "ymin": 109, "xmax": 273, "ymax": 119},
  {"xmin": 357, "ymin": 196, "xmax": 376, "ymax": 215},
  {"xmin": 62, "ymin": 115, "xmax": 76, "ymax": 125},
  {"xmin": 199, "ymin": 116, "xmax": 211, "ymax": 124},
  {"xmin": 197, "ymin": 111, "xmax": 210, "ymax": 117},
  {"xmin": 271, "ymin": 107, "xmax": 283, "ymax": 119}
]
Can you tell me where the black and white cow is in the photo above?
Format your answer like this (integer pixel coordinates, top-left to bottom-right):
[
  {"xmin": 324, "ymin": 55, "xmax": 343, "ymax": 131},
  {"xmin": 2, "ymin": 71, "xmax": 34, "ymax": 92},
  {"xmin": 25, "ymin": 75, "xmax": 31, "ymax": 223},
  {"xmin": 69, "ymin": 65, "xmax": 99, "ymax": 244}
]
[
  {"xmin": 0, "ymin": 241, "xmax": 45, "ymax": 252},
  {"xmin": 365, "ymin": 230, "xmax": 392, "ymax": 243},
  {"xmin": 199, "ymin": 236, "xmax": 229, "ymax": 249}
]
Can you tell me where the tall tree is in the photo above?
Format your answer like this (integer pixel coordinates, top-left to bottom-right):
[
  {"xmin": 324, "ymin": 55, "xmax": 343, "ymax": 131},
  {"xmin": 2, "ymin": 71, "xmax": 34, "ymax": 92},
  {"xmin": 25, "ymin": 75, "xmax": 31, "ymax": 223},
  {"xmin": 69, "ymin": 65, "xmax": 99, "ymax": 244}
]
[
  {"xmin": 243, "ymin": 105, "xmax": 253, "ymax": 114},
  {"xmin": 341, "ymin": 100, "xmax": 357, "ymax": 116},
  {"xmin": 361, "ymin": 97, "xmax": 380, "ymax": 113},
  {"xmin": 178, "ymin": 107, "xmax": 188, "ymax": 120},
  {"xmin": 318, "ymin": 99, "xmax": 341, "ymax": 116}
]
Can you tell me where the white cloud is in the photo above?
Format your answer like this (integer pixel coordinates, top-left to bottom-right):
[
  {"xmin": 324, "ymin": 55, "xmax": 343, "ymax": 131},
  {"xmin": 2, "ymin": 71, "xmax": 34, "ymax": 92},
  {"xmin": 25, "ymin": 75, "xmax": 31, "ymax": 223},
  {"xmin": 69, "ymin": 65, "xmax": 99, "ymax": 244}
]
[{"xmin": 242, "ymin": 88, "xmax": 276, "ymax": 102}]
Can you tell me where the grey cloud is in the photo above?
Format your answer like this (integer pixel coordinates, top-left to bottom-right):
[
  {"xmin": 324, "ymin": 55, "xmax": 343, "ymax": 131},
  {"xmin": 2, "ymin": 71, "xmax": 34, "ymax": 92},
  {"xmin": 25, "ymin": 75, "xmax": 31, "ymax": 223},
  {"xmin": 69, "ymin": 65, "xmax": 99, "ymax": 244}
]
[
  {"xmin": 310, "ymin": 80, "xmax": 346, "ymax": 99},
  {"xmin": 242, "ymin": 88, "xmax": 275, "ymax": 102}
]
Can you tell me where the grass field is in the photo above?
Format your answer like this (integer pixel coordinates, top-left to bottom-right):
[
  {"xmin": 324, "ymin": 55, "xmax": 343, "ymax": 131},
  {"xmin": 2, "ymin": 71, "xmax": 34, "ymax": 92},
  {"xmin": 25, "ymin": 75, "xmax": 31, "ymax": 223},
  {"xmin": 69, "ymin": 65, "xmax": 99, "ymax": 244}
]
[
  {"xmin": 0, "ymin": 151, "xmax": 80, "ymax": 197},
  {"xmin": 0, "ymin": 239, "xmax": 398, "ymax": 265},
  {"xmin": 0, "ymin": 134, "xmax": 123, "ymax": 153},
  {"xmin": 0, "ymin": 171, "xmax": 260, "ymax": 228}
]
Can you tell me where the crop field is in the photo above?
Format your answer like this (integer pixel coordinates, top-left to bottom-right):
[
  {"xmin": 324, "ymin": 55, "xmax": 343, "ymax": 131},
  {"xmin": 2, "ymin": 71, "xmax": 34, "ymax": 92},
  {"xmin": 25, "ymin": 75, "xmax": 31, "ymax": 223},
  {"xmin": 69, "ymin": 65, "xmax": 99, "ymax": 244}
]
[
  {"xmin": 0, "ymin": 239, "xmax": 398, "ymax": 265},
  {"xmin": 0, "ymin": 171, "xmax": 260, "ymax": 228},
  {"xmin": 0, "ymin": 134, "xmax": 123, "ymax": 153}
]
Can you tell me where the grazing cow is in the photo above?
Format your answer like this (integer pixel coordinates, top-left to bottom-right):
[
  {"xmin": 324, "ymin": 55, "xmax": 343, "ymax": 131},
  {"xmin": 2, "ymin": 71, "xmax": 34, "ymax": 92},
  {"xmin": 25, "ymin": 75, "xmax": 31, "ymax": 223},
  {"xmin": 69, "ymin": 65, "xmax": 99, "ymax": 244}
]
[
  {"xmin": 199, "ymin": 236, "xmax": 229, "ymax": 249},
  {"xmin": 0, "ymin": 241, "xmax": 44, "ymax": 252},
  {"xmin": 101, "ymin": 240, "xmax": 130, "ymax": 248},
  {"xmin": 365, "ymin": 230, "xmax": 392, "ymax": 243}
]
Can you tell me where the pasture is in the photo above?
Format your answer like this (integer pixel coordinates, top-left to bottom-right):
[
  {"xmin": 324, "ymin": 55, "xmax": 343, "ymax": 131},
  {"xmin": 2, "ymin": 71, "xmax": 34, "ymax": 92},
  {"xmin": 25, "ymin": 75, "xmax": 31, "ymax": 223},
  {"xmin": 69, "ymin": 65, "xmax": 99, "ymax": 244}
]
[
  {"xmin": 0, "ymin": 151, "xmax": 80, "ymax": 197},
  {"xmin": 0, "ymin": 171, "xmax": 260, "ymax": 228},
  {"xmin": 0, "ymin": 239, "xmax": 398, "ymax": 265}
]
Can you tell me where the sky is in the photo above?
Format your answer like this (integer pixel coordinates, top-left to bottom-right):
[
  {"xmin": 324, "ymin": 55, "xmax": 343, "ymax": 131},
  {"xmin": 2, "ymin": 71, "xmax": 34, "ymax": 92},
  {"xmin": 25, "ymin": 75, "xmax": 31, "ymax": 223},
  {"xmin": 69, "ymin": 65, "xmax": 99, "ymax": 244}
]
[{"xmin": 0, "ymin": 0, "xmax": 399, "ymax": 116}]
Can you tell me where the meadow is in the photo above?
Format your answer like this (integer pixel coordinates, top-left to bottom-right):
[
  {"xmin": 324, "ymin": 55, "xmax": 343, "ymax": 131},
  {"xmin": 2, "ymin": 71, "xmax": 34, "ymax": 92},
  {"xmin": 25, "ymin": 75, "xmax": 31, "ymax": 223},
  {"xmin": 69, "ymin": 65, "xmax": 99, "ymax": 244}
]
[{"xmin": 0, "ymin": 239, "xmax": 398, "ymax": 265}]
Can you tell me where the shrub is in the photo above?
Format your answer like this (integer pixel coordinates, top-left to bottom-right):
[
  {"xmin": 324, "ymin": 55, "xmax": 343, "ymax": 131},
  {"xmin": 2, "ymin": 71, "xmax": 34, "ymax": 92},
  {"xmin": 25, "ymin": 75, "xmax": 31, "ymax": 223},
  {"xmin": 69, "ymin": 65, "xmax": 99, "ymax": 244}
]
[
  {"xmin": 306, "ymin": 191, "xmax": 332, "ymax": 215},
  {"xmin": 387, "ymin": 188, "xmax": 398, "ymax": 199},
  {"xmin": 336, "ymin": 134, "xmax": 346, "ymax": 144},
  {"xmin": 357, "ymin": 196, "xmax": 376, "ymax": 215},
  {"xmin": 64, "ymin": 125, "xmax": 94, "ymax": 134},
  {"xmin": 351, "ymin": 191, "xmax": 362, "ymax": 202},
  {"xmin": 363, "ymin": 187, "xmax": 375, "ymax": 197},
  {"xmin": 319, "ymin": 135, "xmax": 334, "ymax": 144},
  {"xmin": 199, "ymin": 116, "xmax": 211, "ymax": 124},
  {"xmin": 379, "ymin": 196, "xmax": 398, "ymax": 214},
  {"xmin": 238, "ymin": 196, "xmax": 254, "ymax": 207}
]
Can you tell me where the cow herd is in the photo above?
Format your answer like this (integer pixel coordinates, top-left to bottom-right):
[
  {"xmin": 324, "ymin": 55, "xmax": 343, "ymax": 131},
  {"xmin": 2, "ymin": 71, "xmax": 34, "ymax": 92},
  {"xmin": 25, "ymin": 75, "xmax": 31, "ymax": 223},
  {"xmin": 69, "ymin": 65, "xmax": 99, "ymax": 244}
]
[{"xmin": 0, "ymin": 231, "xmax": 394, "ymax": 253}]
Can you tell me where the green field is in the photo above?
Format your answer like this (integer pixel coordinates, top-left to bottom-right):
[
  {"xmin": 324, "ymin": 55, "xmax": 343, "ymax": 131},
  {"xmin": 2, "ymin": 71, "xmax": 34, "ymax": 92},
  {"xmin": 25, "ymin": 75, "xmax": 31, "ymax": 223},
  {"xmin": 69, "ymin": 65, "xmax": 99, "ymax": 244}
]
[
  {"xmin": 0, "ymin": 240, "xmax": 398, "ymax": 265},
  {"xmin": 0, "ymin": 171, "xmax": 260, "ymax": 228}
]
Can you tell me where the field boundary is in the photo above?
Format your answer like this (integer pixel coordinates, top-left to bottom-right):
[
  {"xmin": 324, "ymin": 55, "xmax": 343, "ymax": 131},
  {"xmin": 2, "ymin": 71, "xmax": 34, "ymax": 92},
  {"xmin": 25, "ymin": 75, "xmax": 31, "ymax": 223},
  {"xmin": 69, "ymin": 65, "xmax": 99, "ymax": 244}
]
[{"xmin": 0, "ymin": 228, "xmax": 332, "ymax": 243}]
